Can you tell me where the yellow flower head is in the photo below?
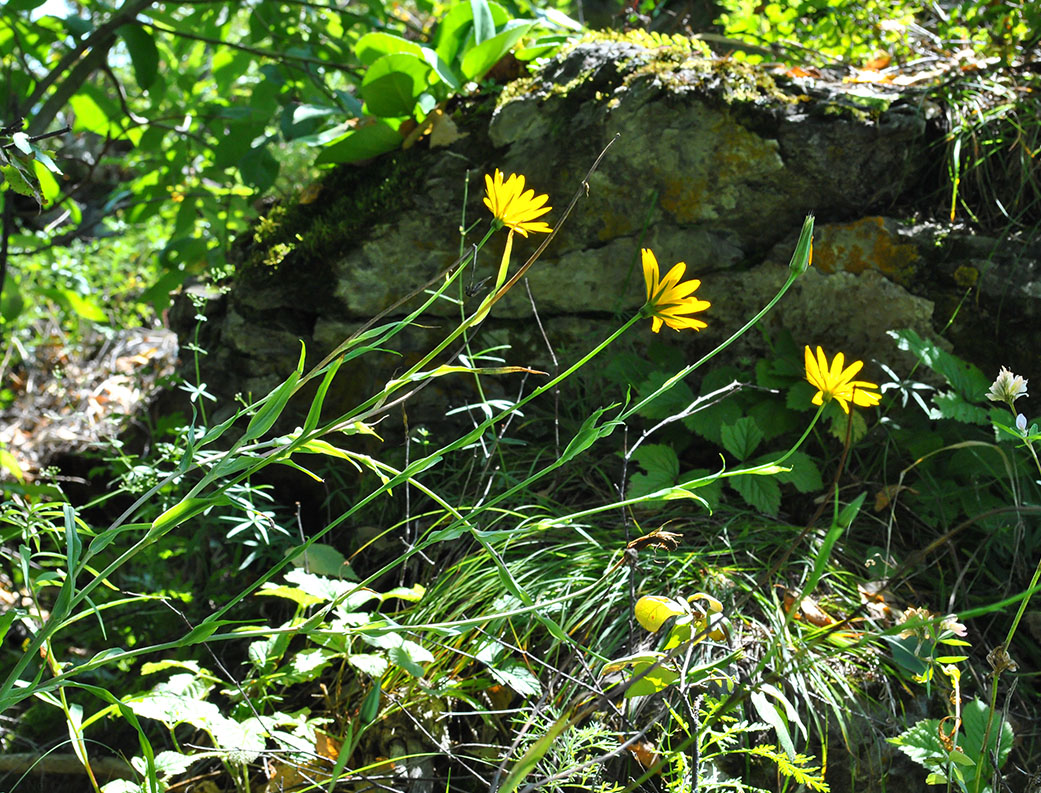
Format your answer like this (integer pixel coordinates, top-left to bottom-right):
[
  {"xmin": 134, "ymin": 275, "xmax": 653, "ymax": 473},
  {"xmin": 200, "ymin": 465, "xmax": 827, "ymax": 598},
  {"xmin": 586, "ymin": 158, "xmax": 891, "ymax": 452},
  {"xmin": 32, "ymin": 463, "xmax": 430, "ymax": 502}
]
[
  {"xmin": 483, "ymin": 169, "xmax": 552, "ymax": 237},
  {"xmin": 804, "ymin": 346, "xmax": 882, "ymax": 414},
  {"xmin": 641, "ymin": 248, "xmax": 710, "ymax": 333}
]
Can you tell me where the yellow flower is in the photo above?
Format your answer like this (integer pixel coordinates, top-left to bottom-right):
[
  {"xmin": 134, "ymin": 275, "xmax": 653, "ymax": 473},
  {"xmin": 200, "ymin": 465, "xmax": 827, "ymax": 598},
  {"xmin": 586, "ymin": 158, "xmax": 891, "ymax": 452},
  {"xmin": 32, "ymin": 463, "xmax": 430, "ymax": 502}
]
[
  {"xmin": 483, "ymin": 169, "xmax": 551, "ymax": 237},
  {"xmin": 641, "ymin": 248, "xmax": 710, "ymax": 333},
  {"xmin": 804, "ymin": 346, "xmax": 882, "ymax": 414}
]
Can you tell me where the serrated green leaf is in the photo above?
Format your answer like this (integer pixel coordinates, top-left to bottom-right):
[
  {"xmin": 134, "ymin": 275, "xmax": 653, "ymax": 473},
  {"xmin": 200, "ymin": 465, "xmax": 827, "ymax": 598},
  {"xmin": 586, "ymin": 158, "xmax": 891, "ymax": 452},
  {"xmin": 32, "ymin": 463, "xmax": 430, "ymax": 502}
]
[
  {"xmin": 637, "ymin": 372, "xmax": 696, "ymax": 420},
  {"xmin": 890, "ymin": 329, "xmax": 989, "ymax": 401},
  {"xmin": 729, "ymin": 474, "xmax": 781, "ymax": 516},
  {"xmin": 773, "ymin": 451, "xmax": 823, "ymax": 493},
  {"xmin": 931, "ymin": 390, "xmax": 991, "ymax": 425},
  {"xmin": 828, "ymin": 408, "xmax": 867, "ymax": 444},
  {"xmin": 683, "ymin": 397, "xmax": 742, "ymax": 445},
  {"xmin": 628, "ymin": 444, "xmax": 679, "ymax": 500},
  {"xmin": 1, "ymin": 157, "xmax": 41, "ymax": 200},
  {"xmin": 720, "ymin": 417, "xmax": 763, "ymax": 461},
  {"xmin": 280, "ymin": 648, "xmax": 337, "ymax": 684}
]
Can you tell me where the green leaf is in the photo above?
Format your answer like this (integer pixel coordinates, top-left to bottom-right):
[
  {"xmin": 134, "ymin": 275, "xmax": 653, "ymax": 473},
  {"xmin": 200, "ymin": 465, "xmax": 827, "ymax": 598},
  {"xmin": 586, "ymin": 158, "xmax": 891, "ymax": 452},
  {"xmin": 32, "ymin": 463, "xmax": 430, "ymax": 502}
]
[
  {"xmin": 435, "ymin": 0, "xmax": 510, "ymax": 65},
  {"xmin": 720, "ymin": 417, "xmax": 763, "ymax": 461},
  {"xmin": 773, "ymin": 451, "xmax": 823, "ymax": 493},
  {"xmin": 636, "ymin": 371, "xmax": 695, "ymax": 421},
  {"xmin": 32, "ymin": 159, "xmax": 60, "ymax": 205},
  {"xmin": 0, "ymin": 612, "xmax": 17, "ymax": 647},
  {"xmin": 751, "ymin": 690, "xmax": 796, "ymax": 760},
  {"xmin": 238, "ymin": 144, "xmax": 280, "ymax": 191},
  {"xmin": 244, "ymin": 345, "xmax": 304, "ymax": 441},
  {"xmin": 40, "ymin": 287, "xmax": 107, "ymax": 322},
  {"xmin": 360, "ymin": 52, "xmax": 433, "ymax": 118},
  {"xmin": 0, "ymin": 151, "xmax": 40, "ymax": 201},
  {"xmin": 150, "ymin": 497, "xmax": 219, "ymax": 536},
  {"xmin": 290, "ymin": 542, "xmax": 355, "ymax": 579},
  {"xmin": 419, "ymin": 47, "xmax": 462, "ymax": 91},
  {"xmin": 729, "ymin": 474, "xmax": 781, "ymax": 516},
  {"xmin": 315, "ymin": 121, "xmax": 402, "ymax": 165},
  {"xmin": 355, "ymin": 31, "xmax": 423, "ymax": 65},
  {"xmin": 348, "ymin": 653, "xmax": 389, "ymax": 677},
  {"xmin": 118, "ymin": 25, "xmax": 159, "ymax": 90},
  {"xmin": 931, "ymin": 390, "xmax": 991, "ymax": 425},
  {"xmin": 827, "ymin": 408, "xmax": 867, "ymax": 444},
  {"xmin": 470, "ymin": 0, "xmax": 496, "ymax": 44},
  {"xmin": 960, "ymin": 699, "xmax": 1014, "ymax": 784},
  {"xmin": 628, "ymin": 444, "xmax": 679, "ymax": 500},
  {"xmin": 675, "ymin": 468, "xmax": 722, "ymax": 511},
  {"xmin": 489, "ymin": 662, "xmax": 541, "ymax": 697},
  {"xmin": 1, "ymin": 274, "xmax": 25, "ymax": 322},
  {"xmin": 890, "ymin": 328, "xmax": 990, "ymax": 401},
  {"xmin": 360, "ymin": 685, "xmax": 381, "ymax": 723},
  {"xmin": 560, "ymin": 403, "xmax": 622, "ymax": 464},
  {"xmin": 836, "ymin": 492, "xmax": 866, "ymax": 529},
  {"xmin": 683, "ymin": 396, "xmax": 742, "ymax": 445},
  {"xmin": 210, "ymin": 717, "xmax": 266, "ymax": 762},
  {"xmin": 460, "ymin": 21, "xmax": 535, "ymax": 81},
  {"xmin": 749, "ymin": 399, "xmax": 800, "ymax": 441},
  {"xmin": 68, "ymin": 91, "xmax": 117, "ymax": 135}
]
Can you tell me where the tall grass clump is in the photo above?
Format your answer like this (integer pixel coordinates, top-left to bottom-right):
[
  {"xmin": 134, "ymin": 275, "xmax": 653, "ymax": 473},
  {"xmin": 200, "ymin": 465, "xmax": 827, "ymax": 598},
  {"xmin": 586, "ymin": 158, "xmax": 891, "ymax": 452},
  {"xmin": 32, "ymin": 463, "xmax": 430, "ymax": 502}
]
[{"xmin": 3, "ymin": 137, "xmax": 1032, "ymax": 793}]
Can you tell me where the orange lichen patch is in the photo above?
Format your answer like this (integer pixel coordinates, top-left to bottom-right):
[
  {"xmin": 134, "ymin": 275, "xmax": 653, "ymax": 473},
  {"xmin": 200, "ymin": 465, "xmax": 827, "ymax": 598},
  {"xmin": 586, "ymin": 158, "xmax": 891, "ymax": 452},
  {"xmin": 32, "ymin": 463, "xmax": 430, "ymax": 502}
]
[
  {"xmin": 660, "ymin": 177, "xmax": 711, "ymax": 222},
  {"xmin": 810, "ymin": 217, "xmax": 919, "ymax": 286},
  {"xmin": 597, "ymin": 206, "xmax": 642, "ymax": 241}
]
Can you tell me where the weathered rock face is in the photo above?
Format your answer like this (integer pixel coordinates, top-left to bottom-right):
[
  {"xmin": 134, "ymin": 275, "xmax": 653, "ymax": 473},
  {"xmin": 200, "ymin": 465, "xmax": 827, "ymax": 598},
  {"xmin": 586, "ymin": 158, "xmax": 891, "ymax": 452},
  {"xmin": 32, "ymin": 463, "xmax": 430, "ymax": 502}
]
[{"xmin": 177, "ymin": 38, "xmax": 1037, "ymax": 423}]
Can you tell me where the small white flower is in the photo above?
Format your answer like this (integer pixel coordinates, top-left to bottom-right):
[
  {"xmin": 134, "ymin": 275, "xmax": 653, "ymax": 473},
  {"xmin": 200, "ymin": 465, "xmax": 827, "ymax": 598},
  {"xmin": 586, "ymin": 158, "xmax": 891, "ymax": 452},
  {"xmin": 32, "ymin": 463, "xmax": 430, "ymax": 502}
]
[
  {"xmin": 986, "ymin": 366, "xmax": 1028, "ymax": 405},
  {"xmin": 1017, "ymin": 413, "xmax": 1028, "ymax": 432}
]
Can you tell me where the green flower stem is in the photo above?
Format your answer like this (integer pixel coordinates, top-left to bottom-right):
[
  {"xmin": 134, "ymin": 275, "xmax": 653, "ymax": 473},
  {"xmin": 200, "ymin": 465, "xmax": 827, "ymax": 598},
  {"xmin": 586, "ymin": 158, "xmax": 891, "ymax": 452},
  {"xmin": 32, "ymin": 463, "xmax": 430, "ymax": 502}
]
[{"xmin": 621, "ymin": 269, "xmax": 802, "ymax": 421}]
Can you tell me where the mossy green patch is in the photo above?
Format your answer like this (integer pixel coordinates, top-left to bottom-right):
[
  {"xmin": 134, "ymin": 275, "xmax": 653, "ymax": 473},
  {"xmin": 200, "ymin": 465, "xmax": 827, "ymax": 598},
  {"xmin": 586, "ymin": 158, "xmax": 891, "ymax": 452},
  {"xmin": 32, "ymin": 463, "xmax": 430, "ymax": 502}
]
[
  {"xmin": 240, "ymin": 150, "xmax": 420, "ymax": 276},
  {"xmin": 499, "ymin": 29, "xmax": 794, "ymax": 112}
]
